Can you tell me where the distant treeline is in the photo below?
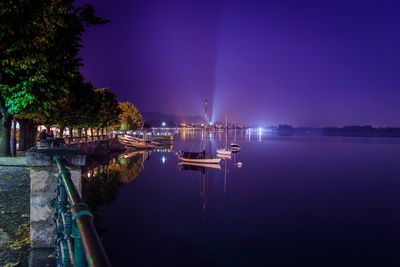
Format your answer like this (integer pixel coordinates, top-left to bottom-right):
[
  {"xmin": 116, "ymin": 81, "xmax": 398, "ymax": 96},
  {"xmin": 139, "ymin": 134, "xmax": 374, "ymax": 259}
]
[{"xmin": 271, "ymin": 125, "xmax": 400, "ymax": 137}]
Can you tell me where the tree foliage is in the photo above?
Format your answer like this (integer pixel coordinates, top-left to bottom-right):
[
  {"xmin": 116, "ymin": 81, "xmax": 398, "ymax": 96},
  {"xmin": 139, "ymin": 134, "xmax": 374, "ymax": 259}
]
[
  {"xmin": 93, "ymin": 88, "xmax": 121, "ymax": 129},
  {"xmin": 0, "ymin": 0, "xmax": 108, "ymax": 155},
  {"xmin": 0, "ymin": 0, "xmax": 108, "ymax": 117},
  {"xmin": 113, "ymin": 102, "xmax": 143, "ymax": 130}
]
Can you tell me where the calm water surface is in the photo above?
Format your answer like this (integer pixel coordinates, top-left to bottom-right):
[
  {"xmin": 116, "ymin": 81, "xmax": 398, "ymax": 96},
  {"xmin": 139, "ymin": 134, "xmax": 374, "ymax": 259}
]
[{"xmin": 83, "ymin": 130, "xmax": 400, "ymax": 267}]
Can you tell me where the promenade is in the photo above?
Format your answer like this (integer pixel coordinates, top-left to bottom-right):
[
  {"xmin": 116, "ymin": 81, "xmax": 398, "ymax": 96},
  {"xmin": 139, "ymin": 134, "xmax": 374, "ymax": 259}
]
[{"xmin": 0, "ymin": 157, "xmax": 31, "ymax": 266}]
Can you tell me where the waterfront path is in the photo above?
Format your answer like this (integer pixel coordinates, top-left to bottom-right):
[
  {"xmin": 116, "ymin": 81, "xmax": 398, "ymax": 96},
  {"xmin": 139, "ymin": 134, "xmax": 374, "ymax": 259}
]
[
  {"xmin": 0, "ymin": 157, "xmax": 31, "ymax": 266},
  {"xmin": 0, "ymin": 156, "xmax": 55, "ymax": 267}
]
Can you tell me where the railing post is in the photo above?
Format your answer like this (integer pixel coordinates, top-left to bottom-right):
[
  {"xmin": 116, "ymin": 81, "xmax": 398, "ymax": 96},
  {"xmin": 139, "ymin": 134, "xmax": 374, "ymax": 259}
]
[
  {"xmin": 72, "ymin": 220, "xmax": 86, "ymax": 267},
  {"xmin": 27, "ymin": 146, "xmax": 86, "ymax": 248}
]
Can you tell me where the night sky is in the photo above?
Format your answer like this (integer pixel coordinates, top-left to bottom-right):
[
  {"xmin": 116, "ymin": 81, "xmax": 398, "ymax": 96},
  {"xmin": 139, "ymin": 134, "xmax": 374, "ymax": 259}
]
[{"xmin": 80, "ymin": 0, "xmax": 400, "ymax": 127}]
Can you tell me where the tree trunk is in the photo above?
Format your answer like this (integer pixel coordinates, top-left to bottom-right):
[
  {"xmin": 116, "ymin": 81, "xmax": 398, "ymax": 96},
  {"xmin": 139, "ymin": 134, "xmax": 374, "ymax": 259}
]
[
  {"xmin": 29, "ymin": 122, "xmax": 37, "ymax": 149},
  {"xmin": 24, "ymin": 120, "xmax": 36, "ymax": 150},
  {"xmin": 90, "ymin": 128, "xmax": 94, "ymax": 141},
  {"xmin": 84, "ymin": 128, "xmax": 88, "ymax": 141},
  {"xmin": 10, "ymin": 119, "xmax": 16, "ymax": 156},
  {"xmin": 59, "ymin": 127, "xmax": 64, "ymax": 138},
  {"xmin": 96, "ymin": 128, "xmax": 100, "ymax": 136},
  {"xmin": 0, "ymin": 115, "xmax": 11, "ymax": 156},
  {"xmin": 70, "ymin": 127, "xmax": 73, "ymax": 138},
  {"xmin": 18, "ymin": 119, "xmax": 27, "ymax": 151}
]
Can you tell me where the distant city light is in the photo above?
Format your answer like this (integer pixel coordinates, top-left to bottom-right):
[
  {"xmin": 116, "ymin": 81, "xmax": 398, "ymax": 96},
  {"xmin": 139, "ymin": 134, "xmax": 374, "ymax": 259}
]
[
  {"xmin": 161, "ymin": 122, "xmax": 166, "ymax": 127},
  {"xmin": 161, "ymin": 156, "xmax": 166, "ymax": 164},
  {"xmin": 258, "ymin": 127, "xmax": 263, "ymax": 133}
]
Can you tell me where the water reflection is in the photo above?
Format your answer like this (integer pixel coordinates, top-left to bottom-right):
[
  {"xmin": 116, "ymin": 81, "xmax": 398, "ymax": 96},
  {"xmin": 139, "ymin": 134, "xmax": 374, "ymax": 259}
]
[
  {"xmin": 178, "ymin": 162, "xmax": 221, "ymax": 221},
  {"xmin": 83, "ymin": 150, "xmax": 148, "ymax": 207},
  {"xmin": 177, "ymin": 156, "xmax": 239, "ymax": 221}
]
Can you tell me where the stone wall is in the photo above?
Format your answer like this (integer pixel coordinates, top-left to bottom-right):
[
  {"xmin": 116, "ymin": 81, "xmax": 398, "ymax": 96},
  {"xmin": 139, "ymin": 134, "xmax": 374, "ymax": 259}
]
[
  {"xmin": 68, "ymin": 138, "xmax": 125, "ymax": 156},
  {"xmin": 27, "ymin": 147, "xmax": 85, "ymax": 248}
]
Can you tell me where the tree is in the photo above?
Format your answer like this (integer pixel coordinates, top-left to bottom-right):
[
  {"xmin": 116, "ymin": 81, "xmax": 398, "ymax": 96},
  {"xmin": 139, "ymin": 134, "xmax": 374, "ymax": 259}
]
[
  {"xmin": 0, "ymin": 0, "xmax": 108, "ymax": 156},
  {"xmin": 113, "ymin": 102, "xmax": 143, "ymax": 130},
  {"xmin": 93, "ymin": 88, "xmax": 121, "ymax": 133}
]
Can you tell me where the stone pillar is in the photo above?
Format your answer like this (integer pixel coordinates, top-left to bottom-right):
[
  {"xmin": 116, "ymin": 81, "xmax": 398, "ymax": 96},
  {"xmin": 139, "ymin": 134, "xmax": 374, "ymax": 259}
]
[{"xmin": 26, "ymin": 147, "xmax": 85, "ymax": 248}]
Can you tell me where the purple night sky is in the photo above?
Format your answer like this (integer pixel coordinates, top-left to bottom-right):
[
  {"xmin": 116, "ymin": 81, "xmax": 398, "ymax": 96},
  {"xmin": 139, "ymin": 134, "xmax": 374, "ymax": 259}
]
[{"xmin": 79, "ymin": 0, "xmax": 400, "ymax": 127}]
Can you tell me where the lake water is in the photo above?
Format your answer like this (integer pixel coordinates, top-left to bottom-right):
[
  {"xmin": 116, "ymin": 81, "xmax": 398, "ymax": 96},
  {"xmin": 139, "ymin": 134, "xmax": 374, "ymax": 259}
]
[{"xmin": 83, "ymin": 130, "xmax": 400, "ymax": 267}]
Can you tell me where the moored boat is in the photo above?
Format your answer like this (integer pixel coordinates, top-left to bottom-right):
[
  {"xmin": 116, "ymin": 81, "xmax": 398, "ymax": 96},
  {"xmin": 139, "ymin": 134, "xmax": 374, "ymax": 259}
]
[
  {"xmin": 178, "ymin": 151, "xmax": 221, "ymax": 164},
  {"xmin": 230, "ymin": 122, "xmax": 241, "ymax": 151},
  {"xmin": 217, "ymin": 113, "xmax": 232, "ymax": 155},
  {"xmin": 118, "ymin": 134, "xmax": 156, "ymax": 149},
  {"xmin": 178, "ymin": 162, "xmax": 222, "ymax": 170}
]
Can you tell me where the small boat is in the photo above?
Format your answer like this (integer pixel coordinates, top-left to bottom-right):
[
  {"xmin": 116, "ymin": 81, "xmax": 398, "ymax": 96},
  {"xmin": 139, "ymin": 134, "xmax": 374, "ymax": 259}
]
[
  {"xmin": 216, "ymin": 148, "xmax": 232, "ymax": 155},
  {"xmin": 178, "ymin": 150, "xmax": 221, "ymax": 164},
  {"xmin": 217, "ymin": 113, "xmax": 232, "ymax": 155},
  {"xmin": 230, "ymin": 122, "xmax": 241, "ymax": 151},
  {"xmin": 230, "ymin": 142, "xmax": 240, "ymax": 152},
  {"xmin": 178, "ymin": 162, "xmax": 221, "ymax": 170},
  {"xmin": 118, "ymin": 134, "xmax": 156, "ymax": 149}
]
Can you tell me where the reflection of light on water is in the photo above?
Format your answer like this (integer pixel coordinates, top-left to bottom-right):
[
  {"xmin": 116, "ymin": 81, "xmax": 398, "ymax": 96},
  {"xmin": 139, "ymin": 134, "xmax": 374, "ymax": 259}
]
[
  {"xmin": 161, "ymin": 156, "xmax": 166, "ymax": 164},
  {"xmin": 182, "ymin": 129, "xmax": 186, "ymax": 140},
  {"xmin": 246, "ymin": 128, "xmax": 251, "ymax": 141},
  {"xmin": 258, "ymin": 127, "xmax": 262, "ymax": 141}
]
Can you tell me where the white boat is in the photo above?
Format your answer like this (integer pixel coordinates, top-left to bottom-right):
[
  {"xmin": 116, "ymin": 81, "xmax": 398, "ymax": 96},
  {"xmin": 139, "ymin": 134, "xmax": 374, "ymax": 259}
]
[
  {"xmin": 178, "ymin": 151, "xmax": 221, "ymax": 164},
  {"xmin": 178, "ymin": 162, "xmax": 221, "ymax": 170},
  {"xmin": 216, "ymin": 148, "xmax": 232, "ymax": 155},
  {"xmin": 118, "ymin": 135, "xmax": 156, "ymax": 149},
  {"xmin": 217, "ymin": 113, "xmax": 232, "ymax": 155},
  {"xmin": 230, "ymin": 122, "xmax": 241, "ymax": 151}
]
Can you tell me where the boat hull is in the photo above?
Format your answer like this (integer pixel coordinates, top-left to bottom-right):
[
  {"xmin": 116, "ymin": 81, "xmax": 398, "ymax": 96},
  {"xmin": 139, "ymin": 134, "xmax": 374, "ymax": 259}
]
[
  {"xmin": 178, "ymin": 162, "xmax": 221, "ymax": 170},
  {"xmin": 178, "ymin": 156, "xmax": 221, "ymax": 164},
  {"xmin": 118, "ymin": 135, "xmax": 156, "ymax": 149},
  {"xmin": 216, "ymin": 148, "xmax": 232, "ymax": 155}
]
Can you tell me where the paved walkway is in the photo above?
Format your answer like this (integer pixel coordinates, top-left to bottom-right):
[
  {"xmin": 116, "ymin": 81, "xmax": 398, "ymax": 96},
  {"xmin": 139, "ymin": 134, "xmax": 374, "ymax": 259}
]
[
  {"xmin": 0, "ymin": 156, "xmax": 26, "ymax": 167},
  {"xmin": 0, "ymin": 165, "xmax": 30, "ymax": 266}
]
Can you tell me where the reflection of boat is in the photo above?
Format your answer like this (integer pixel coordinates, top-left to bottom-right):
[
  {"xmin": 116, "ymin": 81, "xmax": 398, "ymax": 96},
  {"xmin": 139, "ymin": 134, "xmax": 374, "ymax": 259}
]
[
  {"xmin": 178, "ymin": 162, "xmax": 221, "ymax": 170},
  {"xmin": 217, "ymin": 153, "xmax": 231, "ymax": 160},
  {"xmin": 178, "ymin": 151, "xmax": 221, "ymax": 164},
  {"xmin": 118, "ymin": 135, "xmax": 156, "ymax": 149},
  {"xmin": 119, "ymin": 150, "xmax": 147, "ymax": 159}
]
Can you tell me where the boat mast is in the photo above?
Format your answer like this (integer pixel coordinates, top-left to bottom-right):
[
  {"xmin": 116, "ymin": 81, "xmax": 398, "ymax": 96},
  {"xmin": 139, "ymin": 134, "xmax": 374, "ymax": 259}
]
[
  {"xmin": 234, "ymin": 122, "xmax": 237, "ymax": 142},
  {"xmin": 225, "ymin": 113, "xmax": 228, "ymax": 149}
]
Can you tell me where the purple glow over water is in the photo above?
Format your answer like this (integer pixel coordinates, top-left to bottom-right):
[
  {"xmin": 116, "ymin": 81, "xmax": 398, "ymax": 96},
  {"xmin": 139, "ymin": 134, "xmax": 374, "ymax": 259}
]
[{"xmin": 85, "ymin": 133, "xmax": 400, "ymax": 266}]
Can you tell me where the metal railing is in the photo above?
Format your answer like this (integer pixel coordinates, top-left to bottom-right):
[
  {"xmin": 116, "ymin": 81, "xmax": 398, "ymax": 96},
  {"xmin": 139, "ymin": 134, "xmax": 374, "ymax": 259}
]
[
  {"xmin": 52, "ymin": 156, "xmax": 111, "ymax": 267},
  {"xmin": 65, "ymin": 135, "xmax": 112, "ymax": 145}
]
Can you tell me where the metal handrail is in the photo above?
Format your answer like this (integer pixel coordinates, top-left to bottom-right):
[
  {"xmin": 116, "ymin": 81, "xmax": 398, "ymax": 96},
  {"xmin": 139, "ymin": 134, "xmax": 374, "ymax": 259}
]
[
  {"xmin": 63, "ymin": 135, "xmax": 111, "ymax": 145},
  {"xmin": 53, "ymin": 156, "xmax": 111, "ymax": 267}
]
